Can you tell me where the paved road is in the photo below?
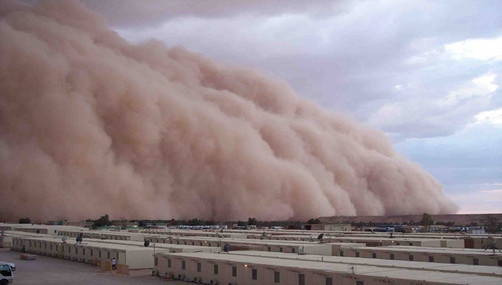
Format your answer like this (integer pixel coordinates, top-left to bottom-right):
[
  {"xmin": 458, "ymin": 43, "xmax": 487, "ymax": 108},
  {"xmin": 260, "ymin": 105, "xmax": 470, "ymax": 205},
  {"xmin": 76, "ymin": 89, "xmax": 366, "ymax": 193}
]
[{"xmin": 0, "ymin": 248, "xmax": 187, "ymax": 284}]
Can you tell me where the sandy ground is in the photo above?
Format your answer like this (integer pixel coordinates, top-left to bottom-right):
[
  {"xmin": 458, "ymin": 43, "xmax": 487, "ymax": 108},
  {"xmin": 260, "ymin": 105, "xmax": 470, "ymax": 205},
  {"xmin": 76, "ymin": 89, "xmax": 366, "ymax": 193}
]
[{"xmin": 0, "ymin": 248, "xmax": 188, "ymax": 285}]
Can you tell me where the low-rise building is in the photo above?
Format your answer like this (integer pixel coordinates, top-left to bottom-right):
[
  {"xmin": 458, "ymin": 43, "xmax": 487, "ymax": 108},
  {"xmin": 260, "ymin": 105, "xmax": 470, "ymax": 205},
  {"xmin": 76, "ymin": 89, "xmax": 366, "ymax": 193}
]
[
  {"xmin": 306, "ymin": 224, "xmax": 351, "ymax": 231},
  {"xmin": 155, "ymin": 251, "xmax": 502, "ymax": 285},
  {"xmin": 332, "ymin": 245, "xmax": 502, "ymax": 267}
]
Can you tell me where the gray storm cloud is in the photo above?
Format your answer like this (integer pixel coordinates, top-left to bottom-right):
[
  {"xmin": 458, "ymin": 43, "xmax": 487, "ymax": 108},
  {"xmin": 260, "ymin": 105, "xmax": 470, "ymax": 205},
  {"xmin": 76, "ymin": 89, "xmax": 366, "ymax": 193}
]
[{"xmin": 0, "ymin": 0, "xmax": 458, "ymax": 221}]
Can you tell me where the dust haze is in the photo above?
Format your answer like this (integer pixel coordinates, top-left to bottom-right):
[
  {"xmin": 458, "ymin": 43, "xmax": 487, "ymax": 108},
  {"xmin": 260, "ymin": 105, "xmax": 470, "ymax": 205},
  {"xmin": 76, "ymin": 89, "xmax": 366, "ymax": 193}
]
[{"xmin": 0, "ymin": 0, "xmax": 458, "ymax": 221}]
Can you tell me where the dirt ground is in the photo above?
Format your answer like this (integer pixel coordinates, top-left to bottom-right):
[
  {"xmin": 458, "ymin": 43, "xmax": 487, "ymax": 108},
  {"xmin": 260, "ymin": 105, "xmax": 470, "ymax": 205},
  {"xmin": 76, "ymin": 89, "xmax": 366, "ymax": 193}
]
[{"xmin": 0, "ymin": 248, "xmax": 188, "ymax": 285}]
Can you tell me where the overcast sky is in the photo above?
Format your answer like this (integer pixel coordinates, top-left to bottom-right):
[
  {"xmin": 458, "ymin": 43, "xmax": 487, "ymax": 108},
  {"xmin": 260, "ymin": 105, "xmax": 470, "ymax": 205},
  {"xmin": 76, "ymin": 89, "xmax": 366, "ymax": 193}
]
[{"xmin": 82, "ymin": 0, "xmax": 502, "ymax": 214}]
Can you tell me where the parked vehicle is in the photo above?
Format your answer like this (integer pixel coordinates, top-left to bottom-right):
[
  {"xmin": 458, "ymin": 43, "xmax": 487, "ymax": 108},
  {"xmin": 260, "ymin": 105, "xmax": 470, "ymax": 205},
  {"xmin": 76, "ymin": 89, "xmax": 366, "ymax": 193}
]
[
  {"xmin": 0, "ymin": 263, "xmax": 14, "ymax": 272},
  {"xmin": 0, "ymin": 262, "xmax": 13, "ymax": 284}
]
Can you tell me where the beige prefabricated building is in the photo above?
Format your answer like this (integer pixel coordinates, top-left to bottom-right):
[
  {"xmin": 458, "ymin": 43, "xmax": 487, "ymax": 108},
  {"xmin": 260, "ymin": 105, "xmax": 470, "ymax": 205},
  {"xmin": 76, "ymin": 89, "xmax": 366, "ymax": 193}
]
[
  {"xmin": 146, "ymin": 235, "xmax": 356, "ymax": 256},
  {"xmin": 155, "ymin": 251, "xmax": 502, "ymax": 285},
  {"xmin": 229, "ymin": 251, "xmax": 502, "ymax": 277},
  {"xmin": 9, "ymin": 234, "xmax": 216, "ymax": 272},
  {"xmin": 57, "ymin": 229, "xmax": 146, "ymax": 241},
  {"xmin": 3, "ymin": 223, "xmax": 502, "ymax": 284},
  {"xmin": 332, "ymin": 245, "xmax": 502, "ymax": 267},
  {"xmin": 11, "ymin": 236, "xmax": 168, "ymax": 269}
]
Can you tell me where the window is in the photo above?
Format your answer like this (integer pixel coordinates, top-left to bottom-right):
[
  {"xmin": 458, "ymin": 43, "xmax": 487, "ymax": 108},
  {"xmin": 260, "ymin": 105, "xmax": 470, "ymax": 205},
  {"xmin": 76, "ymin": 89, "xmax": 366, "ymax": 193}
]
[
  {"xmin": 498, "ymin": 260, "xmax": 502, "ymax": 267},
  {"xmin": 409, "ymin": 255, "xmax": 414, "ymax": 261},
  {"xmin": 326, "ymin": 277, "xmax": 333, "ymax": 285},
  {"xmin": 450, "ymin": 257, "xmax": 455, "ymax": 264},
  {"xmin": 168, "ymin": 258, "xmax": 171, "ymax": 268},
  {"xmin": 0, "ymin": 265, "xmax": 12, "ymax": 277},
  {"xmin": 340, "ymin": 251, "xmax": 344, "ymax": 256},
  {"xmin": 279, "ymin": 247, "xmax": 283, "ymax": 252},
  {"xmin": 355, "ymin": 252, "xmax": 360, "ymax": 257},
  {"xmin": 292, "ymin": 248, "xmax": 296, "ymax": 253},
  {"xmin": 372, "ymin": 253, "xmax": 376, "ymax": 258},
  {"xmin": 390, "ymin": 254, "xmax": 394, "ymax": 260},
  {"xmin": 214, "ymin": 264, "xmax": 218, "ymax": 275},
  {"xmin": 356, "ymin": 281, "xmax": 364, "ymax": 285},
  {"xmin": 182, "ymin": 260, "xmax": 186, "ymax": 270},
  {"xmin": 197, "ymin": 262, "xmax": 201, "ymax": 272},
  {"xmin": 232, "ymin": 266, "xmax": 237, "ymax": 277},
  {"xmin": 473, "ymin": 259, "xmax": 479, "ymax": 265},
  {"xmin": 298, "ymin": 274, "xmax": 305, "ymax": 285},
  {"xmin": 274, "ymin": 271, "xmax": 280, "ymax": 283},
  {"xmin": 252, "ymin": 268, "xmax": 257, "ymax": 280},
  {"xmin": 429, "ymin": 256, "xmax": 434, "ymax": 262},
  {"xmin": 268, "ymin": 247, "xmax": 271, "ymax": 252}
]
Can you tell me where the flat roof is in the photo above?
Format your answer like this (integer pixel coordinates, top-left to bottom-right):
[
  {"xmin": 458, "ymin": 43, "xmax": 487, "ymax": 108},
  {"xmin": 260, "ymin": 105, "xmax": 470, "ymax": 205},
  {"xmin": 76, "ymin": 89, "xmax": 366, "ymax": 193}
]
[
  {"xmin": 12, "ymin": 235, "xmax": 165, "ymax": 252},
  {"xmin": 228, "ymin": 251, "xmax": 502, "ymax": 277},
  {"xmin": 159, "ymin": 252, "xmax": 502, "ymax": 284},
  {"xmin": 0, "ymin": 224, "xmax": 84, "ymax": 231},
  {"xmin": 352, "ymin": 245, "xmax": 502, "ymax": 256},
  {"xmin": 58, "ymin": 229, "xmax": 148, "ymax": 238},
  {"xmin": 257, "ymin": 235, "xmax": 443, "ymax": 242},
  {"xmin": 152, "ymin": 236, "xmax": 325, "ymax": 244},
  {"xmin": 89, "ymin": 238, "xmax": 218, "ymax": 251}
]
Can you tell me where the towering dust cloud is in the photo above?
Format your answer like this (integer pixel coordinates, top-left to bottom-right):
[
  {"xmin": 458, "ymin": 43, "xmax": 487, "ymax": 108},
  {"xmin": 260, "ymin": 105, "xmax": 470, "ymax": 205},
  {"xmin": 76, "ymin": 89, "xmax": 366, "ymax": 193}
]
[{"xmin": 0, "ymin": 0, "xmax": 457, "ymax": 221}]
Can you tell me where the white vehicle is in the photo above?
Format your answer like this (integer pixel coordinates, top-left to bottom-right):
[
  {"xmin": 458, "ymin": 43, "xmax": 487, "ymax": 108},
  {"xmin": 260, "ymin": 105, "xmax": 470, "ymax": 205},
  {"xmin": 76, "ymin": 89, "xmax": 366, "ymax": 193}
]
[
  {"xmin": 0, "ymin": 263, "xmax": 14, "ymax": 272},
  {"xmin": 0, "ymin": 262, "xmax": 13, "ymax": 284}
]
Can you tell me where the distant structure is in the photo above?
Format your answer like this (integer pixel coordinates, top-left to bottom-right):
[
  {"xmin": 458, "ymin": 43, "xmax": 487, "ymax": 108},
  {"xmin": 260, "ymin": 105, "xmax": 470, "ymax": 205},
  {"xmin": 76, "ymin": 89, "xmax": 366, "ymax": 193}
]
[
  {"xmin": 306, "ymin": 224, "xmax": 351, "ymax": 231},
  {"xmin": 2, "ymin": 222, "xmax": 502, "ymax": 284}
]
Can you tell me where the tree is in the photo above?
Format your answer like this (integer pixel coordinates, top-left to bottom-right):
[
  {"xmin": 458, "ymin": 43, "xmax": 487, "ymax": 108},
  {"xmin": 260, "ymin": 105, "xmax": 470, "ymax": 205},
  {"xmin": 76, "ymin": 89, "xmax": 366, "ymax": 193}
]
[
  {"xmin": 18, "ymin": 218, "xmax": 31, "ymax": 224},
  {"xmin": 420, "ymin": 213, "xmax": 434, "ymax": 229},
  {"xmin": 237, "ymin": 220, "xmax": 247, "ymax": 227},
  {"xmin": 248, "ymin": 217, "xmax": 257, "ymax": 226},
  {"xmin": 92, "ymin": 214, "xmax": 111, "ymax": 229},
  {"xmin": 483, "ymin": 215, "xmax": 501, "ymax": 233},
  {"xmin": 188, "ymin": 218, "xmax": 202, "ymax": 226},
  {"xmin": 307, "ymin": 218, "xmax": 321, "ymax": 224}
]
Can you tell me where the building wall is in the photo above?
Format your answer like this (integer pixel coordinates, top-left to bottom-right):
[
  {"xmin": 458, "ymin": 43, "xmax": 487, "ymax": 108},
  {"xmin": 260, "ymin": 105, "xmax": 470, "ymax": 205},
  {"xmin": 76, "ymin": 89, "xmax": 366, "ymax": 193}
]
[
  {"xmin": 333, "ymin": 246, "xmax": 502, "ymax": 266},
  {"xmin": 155, "ymin": 254, "xmax": 434, "ymax": 285},
  {"xmin": 0, "ymin": 236, "xmax": 12, "ymax": 248},
  {"xmin": 10, "ymin": 236, "xmax": 161, "ymax": 269},
  {"xmin": 126, "ymin": 249, "xmax": 169, "ymax": 269},
  {"xmin": 309, "ymin": 224, "xmax": 351, "ymax": 232},
  {"xmin": 303, "ymin": 244, "xmax": 333, "ymax": 256},
  {"xmin": 440, "ymin": 239, "xmax": 464, "ymax": 248}
]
